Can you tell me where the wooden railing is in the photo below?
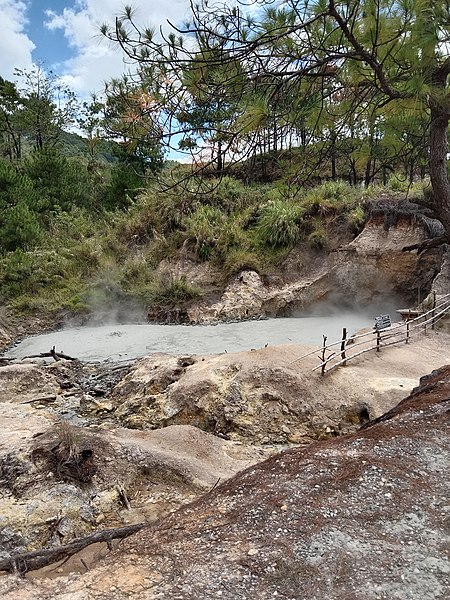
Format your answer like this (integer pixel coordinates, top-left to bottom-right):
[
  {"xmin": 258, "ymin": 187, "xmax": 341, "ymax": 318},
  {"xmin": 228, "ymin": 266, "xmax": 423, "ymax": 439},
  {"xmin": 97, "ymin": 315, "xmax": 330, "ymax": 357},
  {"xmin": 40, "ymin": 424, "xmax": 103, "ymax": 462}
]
[{"xmin": 292, "ymin": 293, "xmax": 450, "ymax": 375}]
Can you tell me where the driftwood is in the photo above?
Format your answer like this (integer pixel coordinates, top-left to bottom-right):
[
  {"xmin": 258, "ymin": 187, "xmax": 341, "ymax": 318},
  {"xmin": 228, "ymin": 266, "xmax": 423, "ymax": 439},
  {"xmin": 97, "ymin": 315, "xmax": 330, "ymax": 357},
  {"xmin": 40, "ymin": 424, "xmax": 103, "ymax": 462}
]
[
  {"xmin": 20, "ymin": 394, "xmax": 57, "ymax": 405},
  {"xmin": 0, "ymin": 523, "xmax": 147, "ymax": 575},
  {"xmin": 24, "ymin": 346, "xmax": 77, "ymax": 362}
]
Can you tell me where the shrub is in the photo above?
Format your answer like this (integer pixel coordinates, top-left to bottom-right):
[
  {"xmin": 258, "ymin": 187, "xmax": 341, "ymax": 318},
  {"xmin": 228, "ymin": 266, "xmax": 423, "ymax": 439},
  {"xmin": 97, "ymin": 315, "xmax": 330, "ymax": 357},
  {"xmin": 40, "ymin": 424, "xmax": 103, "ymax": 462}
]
[
  {"xmin": 347, "ymin": 204, "xmax": 365, "ymax": 233},
  {"xmin": 387, "ymin": 173, "xmax": 410, "ymax": 192},
  {"xmin": 0, "ymin": 202, "xmax": 42, "ymax": 251},
  {"xmin": 205, "ymin": 176, "xmax": 251, "ymax": 212},
  {"xmin": 101, "ymin": 162, "xmax": 144, "ymax": 211},
  {"xmin": 23, "ymin": 149, "xmax": 93, "ymax": 214},
  {"xmin": 307, "ymin": 217, "xmax": 328, "ymax": 248},
  {"xmin": 49, "ymin": 207, "xmax": 98, "ymax": 240},
  {"xmin": 135, "ymin": 187, "xmax": 198, "ymax": 234},
  {"xmin": 135, "ymin": 275, "xmax": 201, "ymax": 306},
  {"xmin": 222, "ymin": 249, "xmax": 263, "ymax": 278},
  {"xmin": 303, "ymin": 180, "xmax": 356, "ymax": 215},
  {"xmin": 0, "ymin": 248, "xmax": 81, "ymax": 305},
  {"xmin": 114, "ymin": 203, "xmax": 157, "ymax": 246}
]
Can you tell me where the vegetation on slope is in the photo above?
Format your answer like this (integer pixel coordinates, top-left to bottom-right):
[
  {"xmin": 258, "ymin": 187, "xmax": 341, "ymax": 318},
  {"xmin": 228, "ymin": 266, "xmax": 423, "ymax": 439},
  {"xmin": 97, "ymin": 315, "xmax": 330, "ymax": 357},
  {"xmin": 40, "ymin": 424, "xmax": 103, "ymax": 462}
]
[{"xmin": 0, "ymin": 160, "xmax": 428, "ymax": 320}]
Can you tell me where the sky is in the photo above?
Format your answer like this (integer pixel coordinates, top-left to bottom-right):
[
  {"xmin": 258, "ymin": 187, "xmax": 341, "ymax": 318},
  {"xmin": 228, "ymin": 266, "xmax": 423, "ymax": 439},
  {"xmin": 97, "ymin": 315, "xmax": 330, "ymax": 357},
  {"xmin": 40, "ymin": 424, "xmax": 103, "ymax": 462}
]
[{"xmin": 0, "ymin": 0, "xmax": 191, "ymax": 98}]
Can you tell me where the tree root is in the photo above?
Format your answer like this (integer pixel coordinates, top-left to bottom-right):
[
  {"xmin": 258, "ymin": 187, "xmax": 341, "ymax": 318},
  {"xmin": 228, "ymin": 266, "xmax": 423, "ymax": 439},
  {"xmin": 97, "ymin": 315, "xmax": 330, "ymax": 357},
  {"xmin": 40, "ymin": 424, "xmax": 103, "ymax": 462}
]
[
  {"xmin": 402, "ymin": 235, "xmax": 448, "ymax": 254},
  {"xmin": 0, "ymin": 523, "xmax": 147, "ymax": 575}
]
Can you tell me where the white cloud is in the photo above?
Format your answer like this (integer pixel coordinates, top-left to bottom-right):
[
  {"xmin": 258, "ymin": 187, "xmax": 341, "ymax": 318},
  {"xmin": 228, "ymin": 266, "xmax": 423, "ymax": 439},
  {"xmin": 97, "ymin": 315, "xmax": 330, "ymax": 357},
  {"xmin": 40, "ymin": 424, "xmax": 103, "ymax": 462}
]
[
  {"xmin": 44, "ymin": 0, "xmax": 191, "ymax": 98},
  {"xmin": 0, "ymin": 0, "xmax": 35, "ymax": 79}
]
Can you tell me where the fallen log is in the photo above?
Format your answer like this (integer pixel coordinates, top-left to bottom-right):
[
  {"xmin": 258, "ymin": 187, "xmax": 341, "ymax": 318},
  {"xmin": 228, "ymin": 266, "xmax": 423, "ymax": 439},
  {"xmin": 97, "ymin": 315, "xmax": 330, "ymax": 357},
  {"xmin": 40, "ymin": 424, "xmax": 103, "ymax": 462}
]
[
  {"xmin": 0, "ymin": 522, "xmax": 147, "ymax": 575},
  {"xmin": 23, "ymin": 346, "xmax": 77, "ymax": 362}
]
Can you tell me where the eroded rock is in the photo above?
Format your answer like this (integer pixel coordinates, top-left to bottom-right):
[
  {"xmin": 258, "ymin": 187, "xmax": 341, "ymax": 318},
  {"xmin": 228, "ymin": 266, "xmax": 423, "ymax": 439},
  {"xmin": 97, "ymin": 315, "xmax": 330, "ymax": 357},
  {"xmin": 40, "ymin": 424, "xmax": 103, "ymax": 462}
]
[
  {"xmin": 1, "ymin": 364, "xmax": 448, "ymax": 599},
  {"xmin": 0, "ymin": 385, "xmax": 272, "ymax": 558},
  {"xmin": 109, "ymin": 336, "xmax": 448, "ymax": 444}
]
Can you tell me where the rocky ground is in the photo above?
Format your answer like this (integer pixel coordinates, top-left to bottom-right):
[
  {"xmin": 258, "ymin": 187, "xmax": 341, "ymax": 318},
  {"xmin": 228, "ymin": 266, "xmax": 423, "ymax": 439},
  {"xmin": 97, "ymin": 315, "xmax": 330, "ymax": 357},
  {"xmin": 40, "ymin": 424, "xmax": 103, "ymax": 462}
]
[
  {"xmin": 0, "ymin": 353, "xmax": 448, "ymax": 599},
  {"xmin": 0, "ymin": 327, "xmax": 449, "ymax": 588}
]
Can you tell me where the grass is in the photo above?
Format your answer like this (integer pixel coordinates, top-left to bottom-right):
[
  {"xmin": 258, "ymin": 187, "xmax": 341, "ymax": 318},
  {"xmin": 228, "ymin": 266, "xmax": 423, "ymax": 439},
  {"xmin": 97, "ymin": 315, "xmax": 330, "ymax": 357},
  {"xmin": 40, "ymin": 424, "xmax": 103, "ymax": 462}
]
[{"xmin": 256, "ymin": 199, "xmax": 304, "ymax": 248}]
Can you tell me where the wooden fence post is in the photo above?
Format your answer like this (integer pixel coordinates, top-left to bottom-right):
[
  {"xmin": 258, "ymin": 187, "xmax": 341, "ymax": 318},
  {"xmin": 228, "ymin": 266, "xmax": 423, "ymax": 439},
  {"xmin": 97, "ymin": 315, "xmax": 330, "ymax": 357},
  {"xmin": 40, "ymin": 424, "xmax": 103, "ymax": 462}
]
[
  {"xmin": 341, "ymin": 328, "xmax": 347, "ymax": 366},
  {"xmin": 321, "ymin": 335, "xmax": 327, "ymax": 375},
  {"xmin": 406, "ymin": 321, "xmax": 410, "ymax": 344},
  {"xmin": 376, "ymin": 328, "xmax": 381, "ymax": 352}
]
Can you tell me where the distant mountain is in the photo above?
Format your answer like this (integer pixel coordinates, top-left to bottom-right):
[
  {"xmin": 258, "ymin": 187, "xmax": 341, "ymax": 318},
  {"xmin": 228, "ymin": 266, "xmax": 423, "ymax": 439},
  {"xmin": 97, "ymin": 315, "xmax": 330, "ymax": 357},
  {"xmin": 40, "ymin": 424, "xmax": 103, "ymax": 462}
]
[{"xmin": 59, "ymin": 131, "xmax": 118, "ymax": 164}]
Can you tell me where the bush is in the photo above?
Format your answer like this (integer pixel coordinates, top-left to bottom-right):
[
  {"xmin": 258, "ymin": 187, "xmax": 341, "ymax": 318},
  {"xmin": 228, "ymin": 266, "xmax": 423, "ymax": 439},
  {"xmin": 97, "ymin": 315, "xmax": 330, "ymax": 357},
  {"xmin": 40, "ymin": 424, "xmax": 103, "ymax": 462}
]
[
  {"xmin": 307, "ymin": 217, "xmax": 328, "ymax": 248},
  {"xmin": 222, "ymin": 249, "xmax": 263, "ymax": 278},
  {"xmin": 0, "ymin": 202, "xmax": 42, "ymax": 251},
  {"xmin": 0, "ymin": 248, "xmax": 81, "ymax": 305},
  {"xmin": 24, "ymin": 149, "xmax": 93, "ymax": 214},
  {"xmin": 303, "ymin": 180, "xmax": 356, "ymax": 215},
  {"xmin": 49, "ymin": 207, "xmax": 101, "ymax": 241},
  {"xmin": 205, "ymin": 176, "xmax": 253, "ymax": 212},
  {"xmin": 134, "ymin": 275, "xmax": 201, "ymax": 306},
  {"xmin": 347, "ymin": 204, "xmax": 365, "ymax": 233},
  {"xmin": 101, "ymin": 163, "xmax": 144, "ymax": 211},
  {"xmin": 135, "ymin": 187, "xmax": 198, "ymax": 234},
  {"xmin": 387, "ymin": 173, "xmax": 410, "ymax": 192}
]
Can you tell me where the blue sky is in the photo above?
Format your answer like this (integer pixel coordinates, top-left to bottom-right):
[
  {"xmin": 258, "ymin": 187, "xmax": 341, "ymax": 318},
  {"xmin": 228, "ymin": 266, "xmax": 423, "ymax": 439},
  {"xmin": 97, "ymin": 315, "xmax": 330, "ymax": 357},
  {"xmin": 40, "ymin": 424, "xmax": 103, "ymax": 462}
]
[
  {"xmin": 27, "ymin": 0, "xmax": 75, "ymax": 67},
  {"xmin": 0, "ymin": 0, "xmax": 191, "ymax": 98}
]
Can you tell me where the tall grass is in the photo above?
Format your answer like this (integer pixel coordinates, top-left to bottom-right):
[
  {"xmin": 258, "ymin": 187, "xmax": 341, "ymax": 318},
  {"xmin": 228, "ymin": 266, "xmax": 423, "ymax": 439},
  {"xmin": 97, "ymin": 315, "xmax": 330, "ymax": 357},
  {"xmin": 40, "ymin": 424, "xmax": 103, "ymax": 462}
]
[{"xmin": 256, "ymin": 200, "xmax": 304, "ymax": 248}]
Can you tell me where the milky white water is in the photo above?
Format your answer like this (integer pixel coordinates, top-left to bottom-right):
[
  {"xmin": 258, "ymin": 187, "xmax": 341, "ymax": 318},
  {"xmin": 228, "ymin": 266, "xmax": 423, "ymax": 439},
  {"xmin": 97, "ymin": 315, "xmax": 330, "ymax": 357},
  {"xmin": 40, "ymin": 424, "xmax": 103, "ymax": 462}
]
[{"xmin": 4, "ymin": 312, "xmax": 389, "ymax": 362}]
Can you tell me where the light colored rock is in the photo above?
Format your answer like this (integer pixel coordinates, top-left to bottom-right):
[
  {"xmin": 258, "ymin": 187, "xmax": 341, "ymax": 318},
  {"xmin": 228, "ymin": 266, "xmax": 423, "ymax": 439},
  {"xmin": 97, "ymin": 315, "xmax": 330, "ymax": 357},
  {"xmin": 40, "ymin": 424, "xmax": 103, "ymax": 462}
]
[
  {"xmin": 185, "ymin": 218, "xmax": 440, "ymax": 324},
  {"xmin": 331, "ymin": 219, "xmax": 438, "ymax": 305},
  {"xmin": 0, "ymin": 397, "xmax": 272, "ymax": 557},
  {"xmin": 1, "ymin": 364, "xmax": 448, "ymax": 599},
  {"xmin": 0, "ymin": 363, "xmax": 60, "ymax": 403},
  {"xmin": 109, "ymin": 332, "xmax": 450, "ymax": 443},
  {"xmin": 430, "ymin": 247, "xmax": 450, "ymax": 297}
]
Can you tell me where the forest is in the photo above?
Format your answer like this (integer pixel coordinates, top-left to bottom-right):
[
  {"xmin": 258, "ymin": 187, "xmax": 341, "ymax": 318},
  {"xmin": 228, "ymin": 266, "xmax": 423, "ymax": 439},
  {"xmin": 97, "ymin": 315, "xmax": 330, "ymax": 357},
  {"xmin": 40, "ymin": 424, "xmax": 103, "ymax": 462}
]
[{"xmin": 0, "ymin": 0, "xmax": 448, "ymax": 317}]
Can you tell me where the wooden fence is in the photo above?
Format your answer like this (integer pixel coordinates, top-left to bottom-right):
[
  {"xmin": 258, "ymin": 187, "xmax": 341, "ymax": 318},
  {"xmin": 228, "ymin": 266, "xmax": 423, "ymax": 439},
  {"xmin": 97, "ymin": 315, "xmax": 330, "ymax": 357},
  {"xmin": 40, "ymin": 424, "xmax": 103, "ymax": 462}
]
[{"xmin": 292, "ymin": 293, "xmax": 450, "ymax": 375}]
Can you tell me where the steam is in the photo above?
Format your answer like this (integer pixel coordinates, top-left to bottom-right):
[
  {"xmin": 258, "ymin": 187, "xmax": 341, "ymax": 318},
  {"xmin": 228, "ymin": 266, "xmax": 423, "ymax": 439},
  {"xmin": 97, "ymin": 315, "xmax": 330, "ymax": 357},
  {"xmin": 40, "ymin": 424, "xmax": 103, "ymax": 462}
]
[
  {"xmin": 291, "ymin": 293, "xmax": 408, "ymax": 323},
  {"xmin": 64, "ymin": 282, "xmax": 147, "ymax": 328}
]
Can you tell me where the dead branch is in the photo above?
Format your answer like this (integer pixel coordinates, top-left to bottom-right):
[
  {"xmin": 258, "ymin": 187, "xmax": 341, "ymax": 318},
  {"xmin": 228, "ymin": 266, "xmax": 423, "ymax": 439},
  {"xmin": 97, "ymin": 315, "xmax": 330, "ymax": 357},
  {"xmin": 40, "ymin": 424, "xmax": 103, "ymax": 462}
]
[
  {"xmin": 23, "ymin": 346, "xmax": 77, "ymax": 362},
  {"xmin": 0, "ymin": 523, "xmax": 147, "ymax": 575},
  {"xmin": 116, "ymin": 484, "xmax": 131, "ymax": 509},
  {"xmin": 20, "ymin": 395, "xmax": 57, "ymax": 405}
]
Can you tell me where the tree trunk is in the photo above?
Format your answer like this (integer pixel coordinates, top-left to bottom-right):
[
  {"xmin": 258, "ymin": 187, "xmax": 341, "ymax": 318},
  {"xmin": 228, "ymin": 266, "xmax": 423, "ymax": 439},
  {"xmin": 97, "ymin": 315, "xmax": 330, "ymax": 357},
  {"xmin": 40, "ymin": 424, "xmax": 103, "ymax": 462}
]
[
  {"xmin": 216, "ymin": 139, "xmax": 223, "ymax": 174},
  {"xmin": 429, "ymin": 107, "xmax": 450, "ymax": 241},
  {"xmin": 330, "ymin": 130, "xmax": 337, "ymax": 180}
]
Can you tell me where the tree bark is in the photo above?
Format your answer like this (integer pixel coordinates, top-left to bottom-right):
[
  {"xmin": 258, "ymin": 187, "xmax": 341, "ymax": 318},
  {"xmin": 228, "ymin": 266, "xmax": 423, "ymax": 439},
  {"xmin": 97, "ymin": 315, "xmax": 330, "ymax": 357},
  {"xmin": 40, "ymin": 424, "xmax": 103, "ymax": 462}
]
[{"xmin": 429, "ymin": 107, "xmax": 450, "ymax": 241}]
